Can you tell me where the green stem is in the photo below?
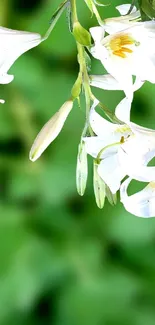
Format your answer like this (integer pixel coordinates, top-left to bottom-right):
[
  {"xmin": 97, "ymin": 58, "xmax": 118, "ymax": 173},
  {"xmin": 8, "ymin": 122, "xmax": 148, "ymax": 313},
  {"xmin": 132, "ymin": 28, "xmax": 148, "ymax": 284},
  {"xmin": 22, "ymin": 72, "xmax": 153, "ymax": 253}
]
[
  {"xmin": 96, "ymin": 141, "xmax": 121, "ymax": 163},
  {"xmin": 43, "ymin": 0, "xmax": 68, "ymax": 40},
  {"xmin": 91, "ymin": 2, "xmax": 103, "ymax": 25},
  {"xmin": 77, "ymin": 42, "xmax": 94, "ymax": 135},
  {"xmin": 70, "ymin": 0, "xmax": 119, "ymax": 134},
  {"xmin": 70, "ymin": 0, "xmax": 78, "ymax": 22}
]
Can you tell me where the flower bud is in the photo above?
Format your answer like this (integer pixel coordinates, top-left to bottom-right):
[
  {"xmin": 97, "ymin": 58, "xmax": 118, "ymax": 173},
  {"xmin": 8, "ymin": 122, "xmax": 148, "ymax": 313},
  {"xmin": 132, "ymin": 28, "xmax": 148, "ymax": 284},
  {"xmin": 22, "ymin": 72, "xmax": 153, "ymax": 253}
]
[
  {"xmin": 105, "ymin": 184, "xmax": 117, "ymax": 206},
  {"xmin": 29, "ymin": 100, "xmax": 73, "ymax": 162},
  {"xmin": 73, "ymin": 22, "xmax": 91, "ymax": 46},
  {"xmin": 76, "ymin": 141, "xmax": 88, "ymax": 196},
  {"xmin": 93, "ymin": 161, "xmax": 105, "ymax": 209}
]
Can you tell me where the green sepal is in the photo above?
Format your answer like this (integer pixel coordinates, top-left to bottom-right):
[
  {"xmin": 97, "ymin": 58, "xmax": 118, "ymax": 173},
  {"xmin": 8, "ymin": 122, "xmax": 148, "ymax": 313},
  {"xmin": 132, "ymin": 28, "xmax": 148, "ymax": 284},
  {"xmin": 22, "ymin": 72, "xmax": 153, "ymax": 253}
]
[
  {"xmin": 71, "ymin": 73, "xmax": 82, "ymax": 99},
  {"xmin": 85, "ymin": 51, "xmax": 91, "ymax": 72},
  {"xmin": 73, "ymin": 22, "xmax": 91, "ymax": 46}
]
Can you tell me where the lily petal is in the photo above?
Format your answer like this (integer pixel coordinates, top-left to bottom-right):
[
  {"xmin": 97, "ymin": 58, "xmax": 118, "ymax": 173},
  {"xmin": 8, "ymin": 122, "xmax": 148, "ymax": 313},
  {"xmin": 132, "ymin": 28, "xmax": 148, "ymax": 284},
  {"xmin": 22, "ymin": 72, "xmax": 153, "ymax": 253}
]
[
  {"xmin": 115, "ymin": 97, "xmax": 131, "ymax": 123},
  {"xmin": 121, "ymin": 177, "xmax": 155, "ymax": 217},
  {"xmin": 89, "ymin": 100, "xmax": 118, "ymax": 137},
  {"xmin": 90, "ymin": 74, "xmax": 123, "ymax": 90},
  {"xmin": 116, "ymin": 4, "xmax": 137, "ymax": 15},
  {"xmin": 0, "ymin": 27, "xmax": 42, "ymax": 82},
  {"xmin": 98, "ymin": 153, "xmax": 126, "ymax": 193}
]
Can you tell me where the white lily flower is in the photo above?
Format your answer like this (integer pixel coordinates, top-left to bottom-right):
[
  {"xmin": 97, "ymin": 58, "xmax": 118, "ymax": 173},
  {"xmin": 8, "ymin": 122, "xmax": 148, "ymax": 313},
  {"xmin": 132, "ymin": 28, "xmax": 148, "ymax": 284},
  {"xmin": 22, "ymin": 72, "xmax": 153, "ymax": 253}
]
[
  {"xmin": 83, "ymin": 99, "xmax": 155, "ymax": 194},
  {"xmin": 29, "ymin": 100, "xmax": 73, "ymax": 162},
  {"xmin": 120, "ymin": 178, "xmax": 155, "ymax": 218},
  {"xmin": 0, "ymin": 26, "xmax": 42, "ymax": 85},
  {"xmin": 90, "ymin": 21, "xmax": 155, "ymax": 99},
  {"xmin": 104, "ymin": 4, "xmax": 141, "ymax": 34}
]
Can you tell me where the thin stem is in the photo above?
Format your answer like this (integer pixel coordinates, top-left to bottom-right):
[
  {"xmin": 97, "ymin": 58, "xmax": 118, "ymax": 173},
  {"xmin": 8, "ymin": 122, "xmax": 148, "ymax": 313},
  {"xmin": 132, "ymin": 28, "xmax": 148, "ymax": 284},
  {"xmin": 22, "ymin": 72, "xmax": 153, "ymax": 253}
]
[
  {"xmin": 96, "ymin": 141, "xmax": 121, "ymax": 163},
  {"xmin": 92, "ymin": 2, "xmax": 103, "ymax": 25},
  {"xmin": 43, "ymin": 0, "xmax": 68, "ymax": 40},
  {"xmin": 70, "ymin": 0, "xmax": 78, "ymax": 22}
]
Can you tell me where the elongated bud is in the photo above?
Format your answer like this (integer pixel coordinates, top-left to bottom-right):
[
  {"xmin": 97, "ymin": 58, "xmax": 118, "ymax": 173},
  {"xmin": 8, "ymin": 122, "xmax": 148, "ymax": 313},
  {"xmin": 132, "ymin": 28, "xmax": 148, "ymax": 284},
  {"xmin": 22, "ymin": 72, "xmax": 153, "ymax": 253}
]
[
  {"xmin": 93, "ymin": 161, "xmax": 105, "ymax": 209},
  {"xmin": 105, "ymin": 185, "xmax": 117, "ymax": 206},
  {"xmin": 76, "ymin": 141, "xmax": 88, "ymax": 196},
  {"xmin": 73, "ymin": 22, "xmax": 91, "ymax": 46},
  {"xmin": 29, "ymin": 100, "xmax": 73, "ymax": 162}
]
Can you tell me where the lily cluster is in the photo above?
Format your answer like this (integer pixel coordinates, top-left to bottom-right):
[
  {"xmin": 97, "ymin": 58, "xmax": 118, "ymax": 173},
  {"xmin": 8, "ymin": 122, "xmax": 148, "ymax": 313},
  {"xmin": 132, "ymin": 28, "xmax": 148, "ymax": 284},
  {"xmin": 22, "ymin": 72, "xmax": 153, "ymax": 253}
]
[
  {"xmin": 3, "ymin": 2, "xmax": 155, "ymax": 218},
  {"xmin": 87, "ymin": 4, "xmax": 155, "ymax": 217},
  {"xmin": 29, "ymin": 3, "xmax": 155, "ymax": 218}
]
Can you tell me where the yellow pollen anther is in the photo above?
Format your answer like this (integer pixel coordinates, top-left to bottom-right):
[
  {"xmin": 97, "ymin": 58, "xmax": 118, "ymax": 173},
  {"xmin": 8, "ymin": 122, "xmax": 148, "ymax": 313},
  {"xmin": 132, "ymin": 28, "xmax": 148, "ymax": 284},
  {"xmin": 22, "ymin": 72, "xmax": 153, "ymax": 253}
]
[{"xmin": 109, "ymin": 34, "xmax": 134, "ymax": 58}]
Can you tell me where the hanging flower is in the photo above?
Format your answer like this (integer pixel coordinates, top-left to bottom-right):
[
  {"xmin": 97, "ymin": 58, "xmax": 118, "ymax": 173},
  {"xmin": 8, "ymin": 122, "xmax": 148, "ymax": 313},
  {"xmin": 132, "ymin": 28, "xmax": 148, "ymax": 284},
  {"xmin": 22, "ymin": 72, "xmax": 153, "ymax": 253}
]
[
  {"xmin": 120, "ymin": 178, "xmax": 155, "ymax": 218},
  {"xmin": 89, "ymin": 21, "xmax": 155, "ymax": 99},
  {"xmin": 0, "ymin": 26, "xmax": 42, "ymax": 85},
  {"xmin": 83, "ymin": 99, "xmax": 155, "ymax": 194}
]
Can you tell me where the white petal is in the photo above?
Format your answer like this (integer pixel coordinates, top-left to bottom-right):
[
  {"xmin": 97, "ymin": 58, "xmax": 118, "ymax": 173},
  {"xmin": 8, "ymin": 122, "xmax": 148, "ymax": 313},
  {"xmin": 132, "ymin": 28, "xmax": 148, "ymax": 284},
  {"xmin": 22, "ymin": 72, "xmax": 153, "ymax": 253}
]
[
  {"xmin": 0, "ymin": 27, "xmax": 42, "ymax": 76},
  {"xmin": 83, "ymin": 136, "xmax": 118, "ymax": 158},
  {"xmin": 0, "ymin": 99, "xmax": 5, "ymax": 104},
  {"xmin": 30, "ymin": 100, "xmax": 73, "ymax": 161},
  {"xmin": 116, "ymin": 4, "xmax": 137, "ymax": 15},
  {"xmin": 0, "ymin": 73, "xmax": 14, "ymax": 84},
  {"xmin": 89, "ymin": 27, "xmax": 105, "ymax": 44},
  {"xmin": 98, "ymin": 153, "xmax": 126, "ymax": 193},
  {"xmin": 133, "ymin": 77, "xmax": 145, "ymax": 92},
  {"xmin": 90, "ymin": 74, "xmax": 123, "ymax": 90},
  {"xmin": 120, "ymin": 178, "xmax": 155, "ymax": 217},
  {"xmin": 89, "ymin": 102, "xmax": 119, "ymax": 137},
  {"xmin": 115, "ymin": 97, "xmax": 131, "ymax": 123},
  {"xmin": 119, "ymin": 144, "xmax": 155, "ymax": 182},
  {"xmin": 100, "ymin": 55, "xmax": 133, "ymax": 101},
  {"xmin": 130, "ymin": 122, "xmax": 155, "ymax": 137}
]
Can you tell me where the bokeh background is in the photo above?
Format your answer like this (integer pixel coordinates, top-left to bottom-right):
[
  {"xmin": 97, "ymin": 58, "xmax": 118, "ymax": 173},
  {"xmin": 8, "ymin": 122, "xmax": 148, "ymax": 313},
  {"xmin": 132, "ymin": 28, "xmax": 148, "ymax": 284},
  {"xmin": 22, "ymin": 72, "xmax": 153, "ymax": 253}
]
[{"xmin": 1, "ymin": 0, "xmax": 155, "ymax": 324}]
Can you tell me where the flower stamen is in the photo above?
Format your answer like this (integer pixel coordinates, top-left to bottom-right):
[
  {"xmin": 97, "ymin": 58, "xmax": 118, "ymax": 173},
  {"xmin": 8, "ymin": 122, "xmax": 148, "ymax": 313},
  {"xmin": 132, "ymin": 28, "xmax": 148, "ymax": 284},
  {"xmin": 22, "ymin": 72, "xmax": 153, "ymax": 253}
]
[{"xmin": 109, "ymin": 34, "xmax": 134, "ymax": 58}]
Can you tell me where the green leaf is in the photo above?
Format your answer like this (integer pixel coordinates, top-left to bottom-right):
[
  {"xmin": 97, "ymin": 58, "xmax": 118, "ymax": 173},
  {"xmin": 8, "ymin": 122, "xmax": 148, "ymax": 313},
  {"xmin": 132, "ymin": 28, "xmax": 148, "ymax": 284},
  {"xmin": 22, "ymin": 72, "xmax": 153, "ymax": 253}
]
[
  {"xmin": 138, "ymin": 0, "xmax": 155, "ymax": 20},
  {"xmin": 84, "ymin": 0, "xmax": 94, "ymax": 14},
  {"xmin": 66, "ymin": 1, "xmax": 73, "ymax": 32}
]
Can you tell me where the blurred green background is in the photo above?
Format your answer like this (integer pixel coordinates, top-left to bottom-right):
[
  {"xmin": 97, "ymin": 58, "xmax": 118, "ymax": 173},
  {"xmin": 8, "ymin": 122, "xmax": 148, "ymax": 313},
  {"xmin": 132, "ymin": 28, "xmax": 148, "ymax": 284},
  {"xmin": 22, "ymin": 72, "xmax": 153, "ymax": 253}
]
[{"xmin": 0, "ymin": 0, "xmax": 155, "ymax": 324}]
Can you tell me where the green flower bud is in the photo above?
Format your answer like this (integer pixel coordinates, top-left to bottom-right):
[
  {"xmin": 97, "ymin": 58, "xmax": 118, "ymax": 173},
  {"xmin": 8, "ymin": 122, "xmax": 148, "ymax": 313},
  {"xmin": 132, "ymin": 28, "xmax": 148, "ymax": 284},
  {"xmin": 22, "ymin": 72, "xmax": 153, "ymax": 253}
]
[
  {"xmin": 73, "ymin": 21, "xmax": 91, "ymax": 46},
  {"xmin": 93, "ymin": 161, "xmax": 105, "ymax": 209},
  {"xmin": 29, "ymin": 100, "xmax": 73, "ymax": 162},
  {"xmin": 76, "ymin": 141, "xmax": 88, "ymax": 196}
]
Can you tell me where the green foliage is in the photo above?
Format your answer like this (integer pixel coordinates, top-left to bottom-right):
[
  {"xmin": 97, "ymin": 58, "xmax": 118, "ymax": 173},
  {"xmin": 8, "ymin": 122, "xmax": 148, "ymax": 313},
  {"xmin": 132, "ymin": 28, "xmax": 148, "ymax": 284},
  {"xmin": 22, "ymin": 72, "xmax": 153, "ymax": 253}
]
[{"xmin": 0, "ymin": 1, "xmax": 155, "ymax": 325}]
